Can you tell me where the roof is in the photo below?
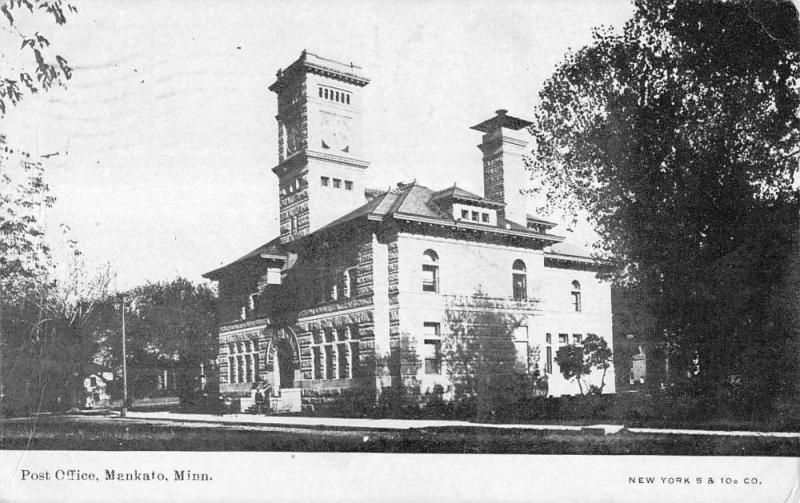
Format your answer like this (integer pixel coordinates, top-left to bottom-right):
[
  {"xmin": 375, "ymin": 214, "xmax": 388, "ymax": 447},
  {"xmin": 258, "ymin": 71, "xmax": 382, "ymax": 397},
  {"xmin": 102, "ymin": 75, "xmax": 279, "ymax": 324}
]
[
  {"xmin": 546, "ymin": 242, "xmax": 594, "ymax": 260},
  {"xmin": 430, "ymin": 185, "xmax": 505, "ymax": 208},
  {"xmin": 471, "ymin": 109, "xmax": 532, "ymax": 133},
  {"xmin": 203, "ymin": 237, "xmax": 287, "ymax": 280},
  {"xmin": 205, "ymin": 182, "xmax": 567, "ymax": 279}
]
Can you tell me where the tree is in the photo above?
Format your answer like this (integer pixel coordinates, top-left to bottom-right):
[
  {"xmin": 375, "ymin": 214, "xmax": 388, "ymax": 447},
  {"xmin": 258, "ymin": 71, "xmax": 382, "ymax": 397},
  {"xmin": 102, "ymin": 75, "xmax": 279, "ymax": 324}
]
[
  {"xmin": 554, "ymin": 335, "xmax": 612, "ymax": 395},
  {"xmin": 443, "ymin": 291, "xmax": 540, "ymax": 421},
  {"xmin": 529, "ymin": 0, "xmax": 800, "ymax": 412},
  {"xmin": 0, "ymin": 0, "xmax": 77, "ymax": 115},
  {"xmin": 114, "ymin": 278, "xmax": 218, "ymax": 404}
]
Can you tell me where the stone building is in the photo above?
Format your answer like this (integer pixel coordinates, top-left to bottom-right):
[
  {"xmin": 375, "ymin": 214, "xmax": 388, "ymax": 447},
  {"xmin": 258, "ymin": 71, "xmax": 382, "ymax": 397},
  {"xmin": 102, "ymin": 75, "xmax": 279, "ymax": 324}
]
[{"xmin": 203, "ymin": 51, "xmax": 615, "ymax": 411}]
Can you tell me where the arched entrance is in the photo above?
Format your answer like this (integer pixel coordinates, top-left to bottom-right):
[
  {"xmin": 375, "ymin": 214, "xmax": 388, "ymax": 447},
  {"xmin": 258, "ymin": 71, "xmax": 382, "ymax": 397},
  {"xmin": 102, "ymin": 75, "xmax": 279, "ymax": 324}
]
[{"xmin": 267, "ymin": 326, "xmax": 301, "ymax": 393}]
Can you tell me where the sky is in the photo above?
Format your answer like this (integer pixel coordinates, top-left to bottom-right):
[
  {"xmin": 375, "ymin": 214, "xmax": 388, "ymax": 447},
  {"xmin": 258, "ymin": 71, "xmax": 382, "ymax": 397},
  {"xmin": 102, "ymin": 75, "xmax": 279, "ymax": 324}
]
[{"xmin": 0, "ymin": 0, "xmax": 634, "ymax": 290}]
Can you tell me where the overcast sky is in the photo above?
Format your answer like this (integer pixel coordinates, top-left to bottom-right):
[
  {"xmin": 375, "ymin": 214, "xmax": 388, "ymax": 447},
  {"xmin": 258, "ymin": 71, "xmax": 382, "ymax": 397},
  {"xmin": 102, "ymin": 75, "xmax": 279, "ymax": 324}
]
[{"xmin": 0, "ymin": 0, "xmax": 634, "ymax": 290}]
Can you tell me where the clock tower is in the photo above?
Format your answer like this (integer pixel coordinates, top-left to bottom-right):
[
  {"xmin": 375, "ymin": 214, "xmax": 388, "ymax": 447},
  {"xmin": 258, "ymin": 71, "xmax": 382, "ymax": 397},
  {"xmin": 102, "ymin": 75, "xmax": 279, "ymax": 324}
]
[{"xmin": 269, "ymin": 51, "xmax": 370, "ymax": 243}]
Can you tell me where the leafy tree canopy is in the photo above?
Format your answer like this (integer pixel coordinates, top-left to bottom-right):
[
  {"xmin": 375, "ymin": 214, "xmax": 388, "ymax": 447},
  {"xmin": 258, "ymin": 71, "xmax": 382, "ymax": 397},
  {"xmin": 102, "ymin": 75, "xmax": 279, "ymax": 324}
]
[
  {"xmin": 530, "ymin": 0, "xmax": 800, "ymax": 402},
  {"xmin": 0, "ymin": 0, "xmax": 76, "ymax": 115}
]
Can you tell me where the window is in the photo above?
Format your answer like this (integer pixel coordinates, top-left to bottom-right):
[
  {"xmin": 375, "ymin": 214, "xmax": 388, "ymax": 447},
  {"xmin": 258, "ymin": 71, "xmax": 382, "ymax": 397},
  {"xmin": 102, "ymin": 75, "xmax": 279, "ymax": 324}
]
[
  {"xmin": 345, "ymin": 180, "xmax": 353, "ymax": 190},
  {"xmin": 311, "ymin": 325, "xmax": 356, "ymax": 380},
  {"xmin": 344, "ymin": 268, "xmax": 357, "ymax": 298},
  {"xmin": 513, "ymin": 326, "xmax": 529, "ymax": 373},
  {"xmin": 573, "ymin": 334, "xmax": 583, "ymax": 344},
  {"xmin": 571, "ymin": 280, "xmax": 582, "ymax": 312},
  {"xmin": 461, "ymin": 209, "xmax": 469, "ymax": 219},
  {"xmin": 471, "ymin": 211, "xmax": 479, "ymax": 221},
  {"xmin": 290, "ymin": 215, "xmax": 298, "ymax": 234},
  {"xmin": 330, "ymin": 280, "xmax": 339, "ymax": 301},
  {"xmin": 90, "ymin": 377, "xmax": 97, "ymax": 387},
  {"xmin": 546, "ymin": 346, "xmax": 553, "ymax": 374},
  {"xmin": 558, "ymin": 333, "xmax": 568, "ymax": 344},
  {"xmin": 423, "ymin": 323, "xmax": 441, "ymax": 374},
  {"xmin": 512, "ymin": 259, "xmax": 527, "ymax": 301},
  {"xmin": 248, "ymin": 293, "xmax": 257, "ymax": 311},
  {"xmin": 422, "ymin": 250, "xmax": 439, "ymax": 292},
  {"xmin": 240, "ymin": 305, "xmax": 246, "ymax": 320},
  {"xmin": 545, "ymin": 333, "xmax": 552, "ymax": 344},
  {"xmin": 333, "ymin": 178, "xmax": 341, "ymax": 188},
  {"xmin": 482, "ymin": 213, "xmax": 489, "ymax": 223},
  {"xmin": 227, "ymin": 340, "xmax": 259, "ymax": 384},
  {"xmin": 321, "ymin": 176, "xmax": 329, "ymax": 186}
]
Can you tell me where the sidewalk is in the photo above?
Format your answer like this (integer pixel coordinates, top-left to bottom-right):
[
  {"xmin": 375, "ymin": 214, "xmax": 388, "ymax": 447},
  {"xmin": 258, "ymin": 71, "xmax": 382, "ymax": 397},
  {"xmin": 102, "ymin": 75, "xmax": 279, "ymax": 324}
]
[{"xmin": 115, "ymin": 411, "xmax": 800, "ymax": 438}]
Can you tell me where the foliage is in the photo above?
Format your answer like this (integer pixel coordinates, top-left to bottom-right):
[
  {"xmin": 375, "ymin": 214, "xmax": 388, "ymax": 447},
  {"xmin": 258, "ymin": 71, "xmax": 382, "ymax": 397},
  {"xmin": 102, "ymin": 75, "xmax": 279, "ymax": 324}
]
[
  {"xmin": 116, "ymin": 278, "xmax": 218, "ymax": 403},
  {"xmin": 0, "ymin": 0, "xmax": 76, "ymax": 114},
  {"xmin": 443, "ymin": 291, "xmax": 539, "ymax": 421},
  {"xmin": 554, "ymin": 335, "xmax": 613, "ymax": 395},
  {"xmin": 529, "ymin": 0, "xmax": 800, "ymax": 412}
]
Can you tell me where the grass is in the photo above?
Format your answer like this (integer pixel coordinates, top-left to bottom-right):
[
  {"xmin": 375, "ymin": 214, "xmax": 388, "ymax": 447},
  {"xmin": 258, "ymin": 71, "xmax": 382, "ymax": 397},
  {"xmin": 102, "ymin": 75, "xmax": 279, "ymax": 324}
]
[{"xmin": 1, "ymin": 415, "xmax": 797, "ymax": 456}]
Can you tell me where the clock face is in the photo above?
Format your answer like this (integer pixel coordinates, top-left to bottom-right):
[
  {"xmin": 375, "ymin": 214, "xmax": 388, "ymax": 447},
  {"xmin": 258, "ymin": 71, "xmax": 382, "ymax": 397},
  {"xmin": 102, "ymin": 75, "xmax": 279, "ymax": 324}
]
[{"xmin": 321, "ymin": 115, "xmax": 351, "ymax": 152}]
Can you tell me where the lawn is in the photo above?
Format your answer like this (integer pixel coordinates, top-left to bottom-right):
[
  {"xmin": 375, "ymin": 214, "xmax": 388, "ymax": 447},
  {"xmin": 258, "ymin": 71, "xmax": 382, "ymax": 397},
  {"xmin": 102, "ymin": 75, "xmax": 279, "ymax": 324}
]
[{"xmin": 1, "ymin": 415, "xmax": 797, "ymax": 456}]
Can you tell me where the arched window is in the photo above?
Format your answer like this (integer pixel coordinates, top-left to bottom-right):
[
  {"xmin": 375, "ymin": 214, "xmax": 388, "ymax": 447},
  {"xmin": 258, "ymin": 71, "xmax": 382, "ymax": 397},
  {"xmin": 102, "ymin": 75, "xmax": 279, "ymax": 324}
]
[
  {"xmin": 571, "ymin": 280, "xmax": 582, "ymax": 312},
  {"xmin": 422, "ymin": 250, "xmax": 439, "ymax": 293},
  {"xmin": 512, "ymin": 259, "xmax": 527, "ymax": 301}
]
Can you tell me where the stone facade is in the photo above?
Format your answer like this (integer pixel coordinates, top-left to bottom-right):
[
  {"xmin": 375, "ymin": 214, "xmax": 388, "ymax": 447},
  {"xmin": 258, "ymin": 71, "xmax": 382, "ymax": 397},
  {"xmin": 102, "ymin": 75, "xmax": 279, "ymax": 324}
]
[{"xmin": 204, "ymin": 51, "xmax": 616, "ymax": 412}]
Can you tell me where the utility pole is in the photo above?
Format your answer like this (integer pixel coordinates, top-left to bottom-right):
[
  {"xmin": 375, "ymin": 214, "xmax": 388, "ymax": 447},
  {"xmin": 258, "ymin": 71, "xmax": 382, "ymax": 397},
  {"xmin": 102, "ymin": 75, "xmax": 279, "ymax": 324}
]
[{"xmin": 118, "ymin": 294, "xmax": 128, "ymax": 417}]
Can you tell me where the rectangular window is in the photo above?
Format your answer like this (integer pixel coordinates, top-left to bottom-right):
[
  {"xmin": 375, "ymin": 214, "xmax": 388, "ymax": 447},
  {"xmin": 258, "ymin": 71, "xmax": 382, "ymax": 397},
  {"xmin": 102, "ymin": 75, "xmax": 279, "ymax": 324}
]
[
  {"xmin": 423, "ymin": 323, "xmax": 441, "ymax": 374},
  {"xmin": 461, "ymin": 209, "xmax": 469, "ymax": 219},
  {"xmin": 236, "ymin": 355, "xmax": 244, "ymax": 383},
  {"xmin": 558, "ymin": 333, "xmax": 568, "ymax": 344},
  {"xmin": 324, "ymin": 346, "xmax": 334, "ymax": 379},
  {"xmin": 90, "ymin": 377, "xmax": 97, "ymax": 387},
  {"xmin": 244, "ymin": 354, "xmax": 253, "ymax": 383},
  {"xmin": 228, "ymin": 356, "xmax": 235, "ymax": 383},
  {"xmin": 337, "ymin": 343, "xmax": 348, "ymax": 379},
  {"xmin": 471, "ymin": 211, "xmax": 479, "ymax": 221},
  {"xmin": 546, "ymin": 346, "xmax": 553, "ymax": 374},
  {"xmin": 514, "ymin": 341, "xmax": 529, "ymax": 373},
  {"xmin": 572, "ymin": 292, "xmax": 582, "ymax": 312},
  {"xmin": 545, "ymin": 333, "xmax": 552, "ymax": 344},
  {"xmin": 333, "ymin": 178, "xmax": 342, "ymax": 188},
  {"xmin": 312, "ymin": 347, "xmax": 321, "ymax": 380},
  {"xmin": 321, "ymin": 176, "xmax": 329, "ymax": 186},
  {"xmin": 482, "ymin": 213, "xmax": 489, "ymax": 223},
  {"xmin": 344, "ymin": 180, "xmax": 353, "ymax": 190},
  {"xmin": 349, "ymin": 341, "xmax": 359, "ymax": 377},
  {"xmin": 573, "ymin": 334, "xmax": 583, "ymax": 344},
  {"xmin": 422, "ymin": 265, "xmax": 438, "ymax": 292},
  {"xmin": 513, "ymin": 273, "xmax": 527, "ymax": 300}
]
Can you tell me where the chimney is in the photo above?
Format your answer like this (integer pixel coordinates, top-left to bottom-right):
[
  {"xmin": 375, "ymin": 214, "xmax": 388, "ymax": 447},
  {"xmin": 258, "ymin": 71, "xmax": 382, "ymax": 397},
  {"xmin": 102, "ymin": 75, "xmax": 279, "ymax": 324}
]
[{"xmin": 471, "ymin": 109, "xmax": 532, "ymax": 225}]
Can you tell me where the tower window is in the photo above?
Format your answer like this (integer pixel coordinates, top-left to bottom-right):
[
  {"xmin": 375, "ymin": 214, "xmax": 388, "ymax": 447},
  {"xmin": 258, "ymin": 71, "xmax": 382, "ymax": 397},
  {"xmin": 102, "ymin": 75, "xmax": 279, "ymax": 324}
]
[
  {"xmin": 333, "ymin": 178, "xmax": 341, "ymax": 188},
  {"xmin": 321, "ymin": 176, "xmax": 329, "ymax": 187},
  {"xmin": 344, "ymin": 180, "xmax": 353, "ymax": 190}
]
